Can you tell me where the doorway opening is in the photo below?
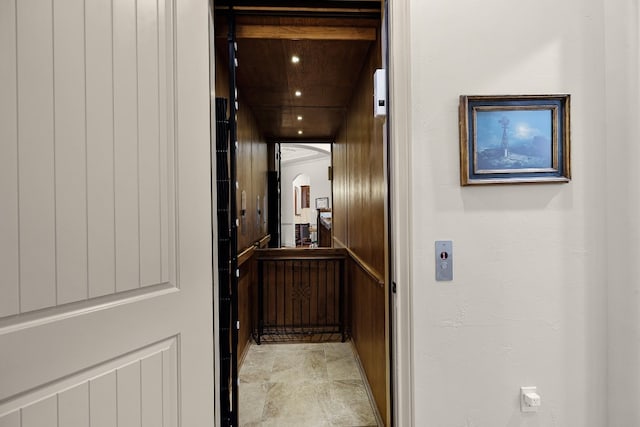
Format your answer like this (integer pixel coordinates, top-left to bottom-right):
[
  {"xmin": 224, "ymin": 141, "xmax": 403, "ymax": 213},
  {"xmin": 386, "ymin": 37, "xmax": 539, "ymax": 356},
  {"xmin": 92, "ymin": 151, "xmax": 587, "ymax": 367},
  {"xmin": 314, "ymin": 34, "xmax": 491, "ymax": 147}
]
[
  {"xmin": 211, "ymin": 1, "xmax": 392, "ymax": 426},
  {"xmin": 280, "ymin": 143, "xmax": 332, "ymax": 248}
]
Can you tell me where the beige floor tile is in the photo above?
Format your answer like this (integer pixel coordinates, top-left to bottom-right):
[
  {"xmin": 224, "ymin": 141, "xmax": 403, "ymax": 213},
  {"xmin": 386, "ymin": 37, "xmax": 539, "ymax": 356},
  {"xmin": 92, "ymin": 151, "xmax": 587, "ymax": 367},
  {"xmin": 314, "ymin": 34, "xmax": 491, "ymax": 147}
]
[
  {"xmin": 239, "ymin": 350, "xmax": 276, "ymax": 384},
  {"xmin": 323, "ymin": 342, "xmax": 354, "ymax": 361},
  {"xmin": 270, "ymin": 349, "xmax": 328, "ymax": 383},
  {"xmin": 238, "ymin": 382, "xmax": 273, "ymax": 425},
  {"xmin": 239, "ymin": 341, "xmax": 379, "ymax": 427},
  {"xmin": 327, "ymin": 356, "xmax": 362, "ymax": 381},
  {"xmin": 265, "ymin": 380, "xmax": 332, "ymax": 418}
]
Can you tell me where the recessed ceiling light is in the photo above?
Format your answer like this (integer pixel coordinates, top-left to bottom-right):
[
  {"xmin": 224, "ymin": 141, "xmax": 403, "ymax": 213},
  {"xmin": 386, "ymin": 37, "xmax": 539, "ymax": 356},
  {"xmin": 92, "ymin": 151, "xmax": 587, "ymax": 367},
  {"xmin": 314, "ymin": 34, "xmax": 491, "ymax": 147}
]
[
  {"xmin": 291, "ymin": 55, "xmax": 300, "ymax": 64},
  {"xmin": 295, "ymin": 90, "xmax": 302, "ymax": 97},
  {"xmin": 297, "ymin": 115, "xmax": 303, "ymax": 121},
  {"xmin": 298, "ymin": 130, "xmax": 303, "ymax": 135}
]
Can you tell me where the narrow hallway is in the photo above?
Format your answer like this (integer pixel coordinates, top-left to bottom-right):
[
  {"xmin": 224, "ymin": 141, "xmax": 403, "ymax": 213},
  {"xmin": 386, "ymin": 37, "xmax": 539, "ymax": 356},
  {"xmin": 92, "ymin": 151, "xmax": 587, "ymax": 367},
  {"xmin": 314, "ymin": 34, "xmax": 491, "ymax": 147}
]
[{"xmin": 239, "ymin": 342, "xmax": 379, "ymax": 426}]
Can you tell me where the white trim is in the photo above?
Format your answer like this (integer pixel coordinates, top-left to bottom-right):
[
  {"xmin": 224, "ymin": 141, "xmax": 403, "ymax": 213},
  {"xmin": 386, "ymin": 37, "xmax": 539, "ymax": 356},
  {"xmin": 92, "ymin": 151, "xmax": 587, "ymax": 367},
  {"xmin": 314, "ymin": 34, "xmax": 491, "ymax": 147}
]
[
  {"xmin": 208, "ymin": 3, "xmax": 221, "ymax": 426},
  {"xmin": 389, "ymin": 0, "xmax": 414, "ymax": 425},
  {"xmin": 0, "ymin": 283, "xmax": 178, "ymax": 336}
]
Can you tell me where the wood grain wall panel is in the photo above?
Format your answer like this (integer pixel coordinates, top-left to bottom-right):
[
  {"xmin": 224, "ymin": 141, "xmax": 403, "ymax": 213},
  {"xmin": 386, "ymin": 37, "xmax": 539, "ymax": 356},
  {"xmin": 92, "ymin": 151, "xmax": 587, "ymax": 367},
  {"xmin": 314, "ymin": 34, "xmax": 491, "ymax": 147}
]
[
  {"xmin": 114, "ymin": 0, "xmax": 141, "ymax": 292},
  {"xmin": 347, "ymin": 45, "xmax": 384, "ymax": 273},
  {"xmin": 238, "ymin": 261, "xmax": 252, "ymax": 362},
  {"xmin": 252, "ymin": 130, "xmax": 268, "ymax": 237},
  {"xmin": 332, "ymin": 122, "xmax": 348, "ymax": 246},
  {"xmin": 89, "ymin": 373, "xmax": 117, "ymax": 427},
  {"xmin": 137, "ymin": 0, "xmax": 162, "ymax": 287},
  {"xmin": 237, "ymin": 109, "xmax": 254, "ymax": 250},
  {"xmin": 54, "ymin": 0, "xmax": 89, "ymax": 305},
  {"xmin": 21, "ymin": 396, "xmax": 56, "ymax": 427},
  {"xmin": 86, "ymin": 0, "xmax": 116, "ymax": 298},
  {"xmin": 0, "ymin": 412, "xmax": 19, "ymax": 427},
  {"xmin": 16, "ymin": 0, "xmax": 57, "ymax": 312},
  {"xmin": 0, "ymin": 0, "xmax": 19, "ymax": 318},
  {"xmin": 333, "ymin": 42, "xmax": 387, "ymax": 424},
  {"xmin": 58, "ymin": 383, "xmax": 90, "ymax": 427},
  {"xmin": 350, "ymin": 264, "xmax": 386, "ymax": 424},
  {"xmin": 334, "ymin": 44, "xmax": 384, "ymax": 272},
  {"xmin": 216, "ymin": 51, "xmax": 269, "ymax": 252}
]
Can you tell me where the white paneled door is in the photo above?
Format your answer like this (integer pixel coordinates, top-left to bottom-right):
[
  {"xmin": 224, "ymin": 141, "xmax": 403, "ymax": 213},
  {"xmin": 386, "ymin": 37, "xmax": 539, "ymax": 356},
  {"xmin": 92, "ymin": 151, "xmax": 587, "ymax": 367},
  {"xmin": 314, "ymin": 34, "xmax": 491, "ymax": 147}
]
[{"xmin": 0, "ymin": 0, "xmax": 215, "ymax": 425}]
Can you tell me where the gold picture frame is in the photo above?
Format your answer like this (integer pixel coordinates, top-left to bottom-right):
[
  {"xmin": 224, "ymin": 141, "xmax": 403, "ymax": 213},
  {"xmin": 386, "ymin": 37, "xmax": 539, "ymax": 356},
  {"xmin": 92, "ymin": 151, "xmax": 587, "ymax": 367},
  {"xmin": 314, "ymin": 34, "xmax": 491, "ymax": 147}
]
[{"xmin": 459, "ymin": 94, "xmax": 571, "ymax": 185}]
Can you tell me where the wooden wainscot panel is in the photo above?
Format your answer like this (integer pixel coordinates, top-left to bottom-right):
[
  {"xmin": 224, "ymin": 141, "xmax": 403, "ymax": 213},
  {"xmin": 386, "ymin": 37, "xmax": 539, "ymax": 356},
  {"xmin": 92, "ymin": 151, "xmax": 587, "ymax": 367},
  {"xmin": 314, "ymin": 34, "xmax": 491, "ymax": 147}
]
[
  {"xmin": 348, "ymin": 256, "xmax": 386, "ymax": 424},
  {"xmin": 256, "ymin": 247, "xmax": 347, "ymax": 261},
  {"xmin": 237, "ymin": 245, "xmax": 256, "ymax": 364},
  {"xmin": 236, "ymin": 236, "xmax": 270, "ymax": 366}
]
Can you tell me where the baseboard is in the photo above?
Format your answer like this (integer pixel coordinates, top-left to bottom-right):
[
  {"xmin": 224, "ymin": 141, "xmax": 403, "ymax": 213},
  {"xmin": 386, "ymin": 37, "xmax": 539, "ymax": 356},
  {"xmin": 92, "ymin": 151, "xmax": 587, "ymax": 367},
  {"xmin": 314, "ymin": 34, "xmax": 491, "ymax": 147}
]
[{"xmin": 349, "ymin": 340, "xmax": 384, "ymax": 427}]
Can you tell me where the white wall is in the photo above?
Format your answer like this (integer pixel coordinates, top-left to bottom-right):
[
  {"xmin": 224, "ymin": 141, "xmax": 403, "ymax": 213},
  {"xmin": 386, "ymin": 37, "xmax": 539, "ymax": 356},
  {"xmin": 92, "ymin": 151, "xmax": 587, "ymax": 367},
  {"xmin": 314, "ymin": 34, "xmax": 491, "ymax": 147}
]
[
  {"xmin": 407, "ymin": 0, "xmax": 608, "ymax": 425},
  {"xmin": 605, "ymin": 1, "xmax": 640, "ymax": 425},
  {"xmin": 281, "ymin": 156, "xmax": 332, "ymax": 247}
]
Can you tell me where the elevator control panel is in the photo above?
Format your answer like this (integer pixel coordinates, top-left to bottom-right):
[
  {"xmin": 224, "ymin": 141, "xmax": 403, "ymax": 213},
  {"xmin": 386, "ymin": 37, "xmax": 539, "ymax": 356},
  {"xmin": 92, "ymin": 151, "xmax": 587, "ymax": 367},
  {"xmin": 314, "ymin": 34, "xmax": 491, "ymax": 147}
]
[{"xmin": 435, "ymin": 240, "xmax": 453, "ymax": 281}]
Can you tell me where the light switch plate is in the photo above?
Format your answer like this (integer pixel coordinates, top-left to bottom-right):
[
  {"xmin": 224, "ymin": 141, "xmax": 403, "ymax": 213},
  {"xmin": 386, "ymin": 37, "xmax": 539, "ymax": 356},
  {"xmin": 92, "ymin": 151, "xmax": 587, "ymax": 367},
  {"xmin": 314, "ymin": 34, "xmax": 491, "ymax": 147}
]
[{"xmin": 435, "ymin": 240, "xmax": 453, "ymax": 281}]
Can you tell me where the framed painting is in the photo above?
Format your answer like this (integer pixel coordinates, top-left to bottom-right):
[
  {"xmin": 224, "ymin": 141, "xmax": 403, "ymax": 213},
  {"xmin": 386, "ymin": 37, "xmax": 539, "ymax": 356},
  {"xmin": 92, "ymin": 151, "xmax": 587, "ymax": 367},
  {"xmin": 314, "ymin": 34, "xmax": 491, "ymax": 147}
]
[
  {"xmin": 459, "ymin": 94, "xmax": 571, "ymax": 185},
  {"xmin": 315, "ymin": 197, "xmax": 329, "ymax": 210}
]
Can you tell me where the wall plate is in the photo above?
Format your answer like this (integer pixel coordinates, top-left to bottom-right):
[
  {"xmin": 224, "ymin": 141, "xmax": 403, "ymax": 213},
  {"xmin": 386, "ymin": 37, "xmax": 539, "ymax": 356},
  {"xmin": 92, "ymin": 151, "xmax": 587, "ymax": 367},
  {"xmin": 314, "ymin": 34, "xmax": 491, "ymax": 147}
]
[{"xmin": 435, "ymin": 240, "xmax": 453, "ymax": 281}]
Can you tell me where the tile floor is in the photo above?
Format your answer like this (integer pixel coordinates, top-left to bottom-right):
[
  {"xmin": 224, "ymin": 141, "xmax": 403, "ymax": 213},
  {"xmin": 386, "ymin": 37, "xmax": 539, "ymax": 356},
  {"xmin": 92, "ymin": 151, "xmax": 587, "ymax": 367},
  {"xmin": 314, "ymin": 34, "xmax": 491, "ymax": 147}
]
[{"xmin": 238, "ymin": 341, "xmax": 380, "ymax": 427}]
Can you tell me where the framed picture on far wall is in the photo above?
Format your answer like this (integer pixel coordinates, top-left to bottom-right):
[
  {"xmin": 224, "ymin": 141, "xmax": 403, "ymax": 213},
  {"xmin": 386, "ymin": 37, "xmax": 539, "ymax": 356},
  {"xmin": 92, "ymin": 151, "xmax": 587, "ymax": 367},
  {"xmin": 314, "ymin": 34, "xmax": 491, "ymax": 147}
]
[
  {"xmin": 459, "ymin": 94, "xmax": 571, "ymax": 185},
  {"xmin": 315, "ymin": 197, "xmax": 329, "ymax": 210},
  {"xmin": 294, "ymin": 187, "xmax": 300, "ymax": 216}
]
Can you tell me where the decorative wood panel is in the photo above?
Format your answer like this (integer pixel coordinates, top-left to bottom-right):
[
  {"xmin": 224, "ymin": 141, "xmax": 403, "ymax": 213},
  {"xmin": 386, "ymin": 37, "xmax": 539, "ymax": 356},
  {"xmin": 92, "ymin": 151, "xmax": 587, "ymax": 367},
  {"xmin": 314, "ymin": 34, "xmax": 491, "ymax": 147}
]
[
  {"xmin": 333, "ymin": 40, "xmax": 387, "ymax": 424},
  {"xmin": 349, "ymin": 261, "xmax": 386, "ymax": 424},
  {"xmin": 216, "ymin": 48, "xmax": 269, "ymax": 253},
  {"xmin": 253, "ymin": 248, "xmax": 347, "ymax": 342},
  {"xmin": 333, "ymin": 43, "xmax": 384, "ymax": 273},
  {"xmin": 0, "ymin": 338, "xmax": 178, "ymax": 427},
  {"xmin": 238, "ymin": 257, "xmax": 253, "ymax": 362},
  {"xmin": 0, "ymin": 0, "xmax": 177, "ymax": 318}
]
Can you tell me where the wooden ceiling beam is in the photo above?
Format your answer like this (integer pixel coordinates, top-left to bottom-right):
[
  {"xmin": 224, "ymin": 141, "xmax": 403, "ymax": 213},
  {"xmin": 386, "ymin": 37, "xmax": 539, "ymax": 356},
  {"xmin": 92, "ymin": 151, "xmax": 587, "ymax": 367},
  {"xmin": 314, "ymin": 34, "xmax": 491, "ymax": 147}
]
[
  {"xmin": 220, "ymin": 24, "xmax": 376, "ymax": 41},
  {"xmin": 218, "ymin": 5, "xmax": 380, "ymax": 14}
]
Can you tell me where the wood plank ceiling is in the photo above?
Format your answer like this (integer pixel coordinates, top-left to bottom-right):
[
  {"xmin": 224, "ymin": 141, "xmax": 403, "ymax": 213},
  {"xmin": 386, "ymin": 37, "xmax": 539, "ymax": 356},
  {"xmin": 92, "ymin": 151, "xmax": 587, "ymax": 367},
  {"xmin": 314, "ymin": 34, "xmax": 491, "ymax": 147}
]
[{"xmin": 215, "ymin": 1, "xmax": 381, "ymax": 142}]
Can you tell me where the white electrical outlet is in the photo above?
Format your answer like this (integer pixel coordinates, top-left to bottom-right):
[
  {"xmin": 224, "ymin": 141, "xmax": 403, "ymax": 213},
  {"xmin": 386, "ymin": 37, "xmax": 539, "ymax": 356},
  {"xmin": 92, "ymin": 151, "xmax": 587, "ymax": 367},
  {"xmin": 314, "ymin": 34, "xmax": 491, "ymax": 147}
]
[{"xmin": 520, "ymin": 386, "xmax": 541, "ymax": 412}]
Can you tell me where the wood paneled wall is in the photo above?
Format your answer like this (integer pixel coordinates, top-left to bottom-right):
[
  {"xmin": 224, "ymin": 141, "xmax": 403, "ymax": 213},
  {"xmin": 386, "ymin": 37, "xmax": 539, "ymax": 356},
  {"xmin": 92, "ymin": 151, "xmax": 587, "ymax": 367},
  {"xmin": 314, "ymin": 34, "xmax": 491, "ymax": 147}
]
[
  {"xmin": 0, "ymin": 0, "xmax": 176, "ymax": 317},
  {"xmin": 348, "ymin": 260, "xmax": 386, "ymax": 423},
  {"xmin": 333, "ymin": 43, "xmax": 385, "ymax": 274},
  {"xmin": 237, "ymin": 247, "xmax": 255, "ymax": 363},
  {"xmin": 215, "ymin": 54, "xmax": 269, "ymax": 252},
  {"xmin": 216, "ymin": 51, "xmax": 269, "ymax": 363},
  {"xmin": 333, "ymin": 42, "xmax": 388, "ymax": 424}
]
